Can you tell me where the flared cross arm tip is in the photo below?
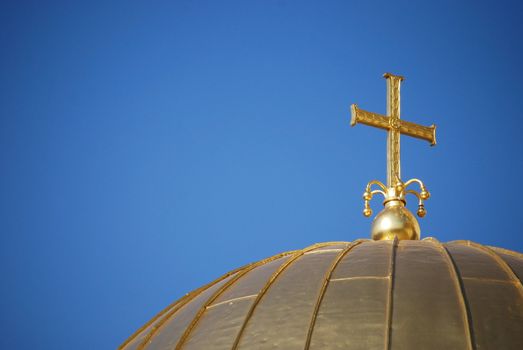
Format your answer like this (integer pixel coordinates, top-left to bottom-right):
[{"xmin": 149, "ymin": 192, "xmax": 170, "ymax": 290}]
[
  {"xmin": 350, "ymin": 104, "xmax": 358, "ymax": 126},
  {"xmin": 430, "ymin": 124, "xmax": 437, "ymax": 146},
  {"xmin": 383, "ymin": 72, "xmax": 404, "ymax": 81}
]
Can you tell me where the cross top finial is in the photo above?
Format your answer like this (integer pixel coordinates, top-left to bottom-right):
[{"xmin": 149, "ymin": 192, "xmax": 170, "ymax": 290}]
[{"xmin": 351, "ymin": 73, "xmax": 437, "ymax": 241}]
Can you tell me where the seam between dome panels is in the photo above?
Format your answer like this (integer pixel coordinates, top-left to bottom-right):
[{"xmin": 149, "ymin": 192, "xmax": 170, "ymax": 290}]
[
  {"xmin": 229, "ymin": 242, "xmax": 342, "ymax": 350},
  {"xmin": 440, "ymin": 241, "xmax": 476, "ymax": 350},
  {"xmin": 206, "ymin": 294, "xmax": 258, "ymax": 309},
  {"xmin": 118, "ymin": 292, "xmax": 189, "ymax": 350},
  {"xmin": 464, "ymin": 241, "xmax": 523, "ymax": 299},
  {"xmin": 173, "ymin": 250, "xmax": 301, "ymax": 350},
  {"xmin": 330, "ymin": 276, "xmax": 389, "ymax": 282},
  {"xmin": 127, "ymin": 261, "xmax": 250, "ymax": 350},
  {"xmin": 136, "ymin": 251, "xmax": 298, "ymax": 350},
  {"xmin": 487, "ymin": 245, "xmax": 523, "ymax": 259},
  {"xmin": 461, "ymin": 277, "xmax": 517, "ymax": 284},
  {"xmin": 384, "ymin": 236, "xmax": 398, "ymax": 350},
  {"xmin": 304, "ymin": 248, "xmax": 343, "ymax": 254},
  {"xmin": 137, "ymin": 267, "xmax": 250, "ymax": 350},
  {"xmin": 303, "ymin": 239, "xmax": 365, "ymax": 350}
]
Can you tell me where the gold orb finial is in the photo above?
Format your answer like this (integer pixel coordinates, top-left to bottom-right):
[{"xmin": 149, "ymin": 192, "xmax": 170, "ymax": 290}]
[
  {"xmin": 371, "ymin": 201, "xmax": 420, "ymax": 240},
  {"xmin": 350, "ymin": 73, "xmax": 436, "ymax": 240}
]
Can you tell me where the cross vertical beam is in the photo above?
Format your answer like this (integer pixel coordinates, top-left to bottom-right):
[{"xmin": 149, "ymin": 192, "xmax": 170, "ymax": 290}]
[{"xmin": 385, "ymin": 73, "xmax": 403, "ymax": 187}]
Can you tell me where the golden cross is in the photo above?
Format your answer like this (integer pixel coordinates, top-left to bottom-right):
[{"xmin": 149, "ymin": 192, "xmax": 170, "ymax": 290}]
[{"xmin": 350, "ymin": 73, "xmax": 436, "ymax": 187}]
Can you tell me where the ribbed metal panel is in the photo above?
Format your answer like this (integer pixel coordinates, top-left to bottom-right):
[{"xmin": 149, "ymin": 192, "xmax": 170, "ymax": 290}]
[{"xmin": 120, "ymin": 240, "xmax": 523, "ymax": 350}]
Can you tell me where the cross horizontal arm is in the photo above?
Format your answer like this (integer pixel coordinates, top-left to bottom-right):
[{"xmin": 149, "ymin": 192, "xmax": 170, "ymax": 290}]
[
  {"xmin": 350, "ymin": 104, "xmax": 436, "ymax": 146},
  {"xmin": 350, "ymin": 104, "xmax": 389, "ymax": 129},
  {"xmin": 399, "ymin": 120, "xmax": 436, "ymax": 146}
]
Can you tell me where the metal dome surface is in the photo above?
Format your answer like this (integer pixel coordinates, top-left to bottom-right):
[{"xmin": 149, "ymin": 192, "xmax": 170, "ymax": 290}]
[{"xmin": 119, "ymin": 239, "xmax": 523, "ymax": 350}]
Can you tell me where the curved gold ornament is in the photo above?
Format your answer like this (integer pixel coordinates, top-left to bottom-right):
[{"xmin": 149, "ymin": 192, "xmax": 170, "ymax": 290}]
[{"xmin": 351, "ymin": 73, "xmax": 436, "ymax": 240}]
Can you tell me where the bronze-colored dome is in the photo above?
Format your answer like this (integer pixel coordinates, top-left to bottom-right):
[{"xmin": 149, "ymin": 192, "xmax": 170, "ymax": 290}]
[{"xmin": 119, "ymin": 239, "xmax": 523, "ymax": 350}]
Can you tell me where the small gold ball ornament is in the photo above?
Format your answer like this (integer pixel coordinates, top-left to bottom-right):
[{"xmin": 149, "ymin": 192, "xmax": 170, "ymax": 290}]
[{"xmin": 417, "ymin": 204, "xmax": 426, "ymax": 217}]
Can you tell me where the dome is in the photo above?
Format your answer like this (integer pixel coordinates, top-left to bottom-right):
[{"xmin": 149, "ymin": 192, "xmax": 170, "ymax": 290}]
[{"xmin": 119, "ymin": 238, "xmax": 523, "ymax": 350}]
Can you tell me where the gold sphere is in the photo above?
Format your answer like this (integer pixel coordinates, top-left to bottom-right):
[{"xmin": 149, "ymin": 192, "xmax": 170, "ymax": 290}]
[
  {"xmin": 363, "ymin": 207, "xmax": 372, "ymax": 217},
  {"xmin": 371, "ymin": 203, "xmax": 420, "ymax": 240},
  {"xmin": 420, "ymin": 190, "xmax": 430, "ymax": 200},
  {"xmin": 363, "ymin": 192, "xmax": 372, "ymax": 201}
]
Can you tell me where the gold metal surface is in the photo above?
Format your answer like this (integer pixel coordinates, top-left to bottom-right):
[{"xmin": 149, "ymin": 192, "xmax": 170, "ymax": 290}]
[
  {"xmin": 234, "ymin": 249, "xmax": 343, "ymax": 349},
  {"xmin": 370, "ymin": 202, "xmax": 420, "ymax": 241},
  {"xmin": 351, "ymin": 73, "xmax": 436, "ymax": 240},
  {"xmin": 173, "ymin": 256, "xmax": 276, "ymax": 350},
  {"xmin": 435, "ymin": 239, "xmax": 475, "ymax": 350},
  {"xmin": 130, "ymin": 250, "xmax": 295, "ymax": 350},
  {"xmin": 310, "ymin": 240, "xmax": 392, "ymax": 349},
  {"xmin": 384, "ymin": 237, "xmax": 398, "ymax": 350},
  {"xmin": 123, "ymin": 262, "xmax": 251, "ymax": 350},
  {"xmin": 229, "ymin": 243, "xmax": 344, "ymax": 350},
  {"xmin": 445, "ymin": 242, "xmax": 523, "ymax": 349},
  {"xmin": 391, "ymin": 240, "xmax": 472, "ymax": 349},
  {"xmin": 182, "ymin": 257, "xmax": 292, "ymax": 349},
  {"xmin": 304, "ymin": 240, "xmax": 364, "ymax": 349},
  {"xmin": 120, "ymin": 240, "xmax": 523, "ymax": 349}
]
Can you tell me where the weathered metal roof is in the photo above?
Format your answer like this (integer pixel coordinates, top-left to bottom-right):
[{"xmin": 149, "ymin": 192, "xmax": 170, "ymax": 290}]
[{"xmin": 119, "ymin": 238, "xmax": 523, "ymax": 350}]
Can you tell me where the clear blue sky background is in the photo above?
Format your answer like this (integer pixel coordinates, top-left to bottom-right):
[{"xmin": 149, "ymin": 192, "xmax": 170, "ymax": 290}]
[{"xmin": 1, "ymin": 1, "xmax": 522, "ymax": 349}]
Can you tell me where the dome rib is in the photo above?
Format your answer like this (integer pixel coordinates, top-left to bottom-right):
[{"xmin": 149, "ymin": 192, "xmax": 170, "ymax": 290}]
[
  {"xmin": 385, "ymin": 236, "xmax": 399, "ymax": 350},
  {"xmin": 445, "ymin": 240, "xmax": 523, "ymax": 349},
  {"xmin": 304, "ymin": 240, "xmax": 365, "ymax": 350},
  {"xmin": 230, "ymin": 242, "xmax": 339, "ymax": 350},
  {"xmin": 119, "ymin": 292, "xmax": 184, "ymax": 350},
  {"xmin": 488, "ymin": 247, "xmax": 523, "ymax": 285},
  {"xmin": 465, "ymin": 241, "xmax": 523, "ymax": 295},
  {"xmin": 136, "ymin": 250, "xmax": 299, "ymax": 350},
  {"xmin": 488, "ymin": 245, "xmax": 523, "ymax": 259},
  {"xmin": 121, "ymin": 260, "xmax": 253, "ymax": 350},
  {"xmin": 173, "ymin": 252, "xmax": 291, "ymax": 350},
  {"xmin": 439, "ymin": 241, "xmax": 475, "ymax": 350},
  {"xmin": 137, "ymin": 267, "xmax": 248, "ymax": 350}
]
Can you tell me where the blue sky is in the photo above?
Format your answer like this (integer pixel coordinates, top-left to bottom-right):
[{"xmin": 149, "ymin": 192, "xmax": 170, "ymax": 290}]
[{"xmin": 1, "ymin": 1, "xmax": 522, "ymax": 349}]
